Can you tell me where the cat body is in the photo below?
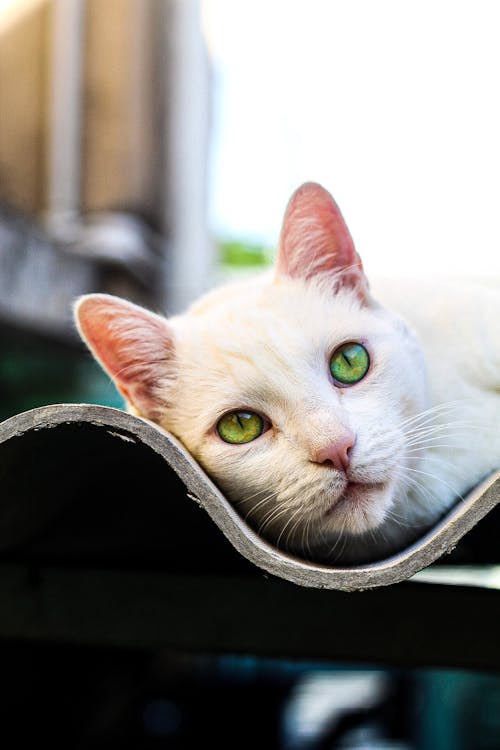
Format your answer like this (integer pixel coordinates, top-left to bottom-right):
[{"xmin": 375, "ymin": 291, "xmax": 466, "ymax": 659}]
[{"xmin": 75, "ymin": 184, "xmax": 500, "ymax": 564}]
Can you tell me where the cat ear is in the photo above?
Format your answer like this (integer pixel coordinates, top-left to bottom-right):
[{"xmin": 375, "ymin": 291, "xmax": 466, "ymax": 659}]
[
  {"xmin": 74, "ymin": 294, "xmax": 175, "ymax": 421},
  {"xmin": 275, "ymin": 182, "xmax": 369, "ymax": 299}
]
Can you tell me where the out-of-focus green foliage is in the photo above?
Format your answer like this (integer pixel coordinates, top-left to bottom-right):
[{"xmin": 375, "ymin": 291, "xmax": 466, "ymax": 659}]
[{"xmin": 218, "ymin": 239, "xmax": 273, "ymax": 268}]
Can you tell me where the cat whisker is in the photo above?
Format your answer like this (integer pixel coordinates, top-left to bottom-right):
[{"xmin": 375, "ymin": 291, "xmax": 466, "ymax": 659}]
[
  {"xmin": 398, "ymin": 400, "xmax": 466, "ymax": 429},
  {"xmin": 404, "ymin": 443, "xmax": 467, "ymax": 453},
  {"xmin": 276, "ymin": 506, "xmax": 305, "ymax": 549},
  {"xmin": 257, "ymin": 502, "xmax": 293, "ymax": 537},
  {"xmin": 305, "ymin": 517, "xmax": 314, "ymax": 559},
  {"xmin": 240, "ymin": 493, "xmax": 276, "ymax": 523},
  {"xmin": 336, "ymin": 523, "xmax": 351, "ymax": 561},
  {"xmin": 404, "ymin": 421, "xmax": 480, "ymax": 440},
  {"xmin": 327, "ymin": 519, "xmax": 348, "ymax": 562},
  {"xmin": 394, "ymin": 462, "xmax": 465, "ymax": 503},
  {"xmin": 300, "ymin": 514, "xmax": 313, "ymax": 559},
  {"xmin": 286, "ymin": 509, "xmax": 309, "ymax": 552},
  {"xmin": 366, "ymin": 520, "xmax": 380, "ymax": 548},
  {"xmin": 332, "ymin": 509, "xmax": 356, "ymax": 563},
  {"xmin": 403, "ymin": 428, "xmax": 481, "ymax": 451},
  {"xmin": 404, "ymin": 423, "xmax": 478, "ymax": 438},
  {"xmin": 279, "ymin": 475, "xmax": 324, "ymax": 500},
  {"xmin": 384, "ymin": 506, "xmax": 421, "ymax": 530},
  {"xmin": 405, "ymin": 427, "xmax": 481, "ymax": 442},
  {"xmin": 392, "ymin": 467, "xmax": 437, "ymax": 505},
  {"xmin": 234, "ymin": 486, "xmax": 276, "ymax": 506}
]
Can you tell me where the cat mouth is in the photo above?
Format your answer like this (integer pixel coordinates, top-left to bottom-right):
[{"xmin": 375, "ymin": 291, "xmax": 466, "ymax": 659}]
[{"xmin": 324, "ymin": 481, "xmax": 387, "ymax": 516}]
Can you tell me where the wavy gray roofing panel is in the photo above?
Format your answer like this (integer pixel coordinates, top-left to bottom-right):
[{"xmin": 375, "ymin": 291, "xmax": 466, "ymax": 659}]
[{"xmin": 0, "ymin": 404, "xmax": 498, "ymax": 591}]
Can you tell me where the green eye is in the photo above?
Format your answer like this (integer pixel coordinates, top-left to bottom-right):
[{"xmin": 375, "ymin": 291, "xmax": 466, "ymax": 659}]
[
  {"xmin": 330, "ymin": 342, "xmax": 370, "ymax": 385},
  {"xmin": 217, "ymin": 411, "xmax": 264, "ymax": 444}
]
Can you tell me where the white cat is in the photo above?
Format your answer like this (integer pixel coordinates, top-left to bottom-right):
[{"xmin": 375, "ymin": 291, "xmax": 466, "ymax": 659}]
[{"xmin": 74, "ymin": 182, "xmax": 500, "ymax": 564}]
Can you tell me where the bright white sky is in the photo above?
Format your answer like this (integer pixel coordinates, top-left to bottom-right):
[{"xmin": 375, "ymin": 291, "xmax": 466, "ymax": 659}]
[{"xmin": 203, "ymin": 0, "xmax": 500, "ymax": 277}]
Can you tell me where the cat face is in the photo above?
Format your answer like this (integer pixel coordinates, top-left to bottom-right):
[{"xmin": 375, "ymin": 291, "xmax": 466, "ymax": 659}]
[{"xmin": 75, "ymin": 183, "xmax": 429, "ymax": 563}]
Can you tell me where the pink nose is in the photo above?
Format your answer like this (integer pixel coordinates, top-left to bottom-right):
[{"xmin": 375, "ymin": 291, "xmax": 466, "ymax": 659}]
[{"xmin": 312, "ymin": 432, "xmax": 355, "ymax": 473}]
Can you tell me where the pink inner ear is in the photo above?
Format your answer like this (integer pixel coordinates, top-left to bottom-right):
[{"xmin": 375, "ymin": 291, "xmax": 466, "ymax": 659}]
[
  {"xmin": 75, "ymin": 294, "xmax": 174, "ymax": 420},
  {"xmin": 276, "ymin": 182, "xmax": 367, "ymax": 296}
]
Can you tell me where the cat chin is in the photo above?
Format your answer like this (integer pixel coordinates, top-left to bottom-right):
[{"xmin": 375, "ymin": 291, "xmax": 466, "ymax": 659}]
[
  {"xmin": 319, "ymin": 481, "xmax": 393, "ymax": 537},
  {"xmin": 248, "ymin": 480, "xmax": 402, "ymax": 565}
]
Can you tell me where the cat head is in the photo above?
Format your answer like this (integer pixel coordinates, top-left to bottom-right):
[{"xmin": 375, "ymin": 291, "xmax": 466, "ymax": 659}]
[{"xmin": 75, "ymin": 182, "xmax": 429, "ymax": 563}]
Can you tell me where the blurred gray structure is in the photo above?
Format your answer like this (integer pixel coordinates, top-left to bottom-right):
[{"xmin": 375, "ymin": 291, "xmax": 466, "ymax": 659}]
[{"xmin": 0, "ymin": 0, "xmax": 213, "ymax": 345}]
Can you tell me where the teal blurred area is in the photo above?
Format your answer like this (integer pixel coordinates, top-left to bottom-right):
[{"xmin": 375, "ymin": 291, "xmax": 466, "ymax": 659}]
[
  {"xmin": 0, "ymin": 646, "xmax": 500, "ymax": 749},
  {"xmin": 0, "ymin": 205, "xmax": 126, "ymax": 419},
  {"xmin": 416, "ymin": 670, "xmax": 500, "ymax": 750},
  {"xmin": 0, "ymin": 340, "xmax": 123, "ymax": 423}
]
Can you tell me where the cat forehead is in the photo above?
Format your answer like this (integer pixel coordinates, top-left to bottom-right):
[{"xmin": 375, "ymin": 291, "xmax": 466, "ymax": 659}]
[
  {"xmin": 178, "ymin": 275, "xmax": 390, "ymax": 363},
  {"xmin": 186, "ymin": 274, "xmax": 363, "ymax": 329}
]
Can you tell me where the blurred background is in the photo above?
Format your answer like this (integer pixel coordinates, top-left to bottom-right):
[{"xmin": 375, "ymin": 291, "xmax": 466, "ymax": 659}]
[
  {"xmin": 0, "ymin": 1, "xmax": 499, "ymax": 748},
  {"xmin": 2, "ymin": 0, "xmax": 500, "ymax": 419}
]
